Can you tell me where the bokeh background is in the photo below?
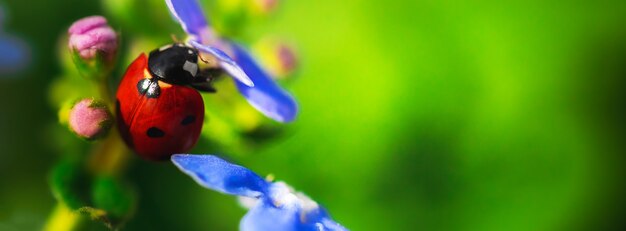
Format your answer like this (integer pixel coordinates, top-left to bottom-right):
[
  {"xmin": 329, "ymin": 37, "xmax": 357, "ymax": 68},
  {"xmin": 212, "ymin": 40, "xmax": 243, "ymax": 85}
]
[{"xmin": 1, "ymin": 0, "xmax": 626, "ymax": 230}]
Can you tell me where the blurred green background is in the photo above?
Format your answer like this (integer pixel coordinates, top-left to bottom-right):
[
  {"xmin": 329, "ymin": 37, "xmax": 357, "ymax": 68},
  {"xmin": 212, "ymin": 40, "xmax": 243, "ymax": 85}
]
[{"xmin": 1, "ymin": 0, "xmax": 626, "ymax": 230}]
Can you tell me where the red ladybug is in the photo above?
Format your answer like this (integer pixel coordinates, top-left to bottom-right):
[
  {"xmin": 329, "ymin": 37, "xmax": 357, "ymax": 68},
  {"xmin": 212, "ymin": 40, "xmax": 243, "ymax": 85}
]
[{"xmin": 116, "ymin": 43, "xmax": 216, "ymax": 161}]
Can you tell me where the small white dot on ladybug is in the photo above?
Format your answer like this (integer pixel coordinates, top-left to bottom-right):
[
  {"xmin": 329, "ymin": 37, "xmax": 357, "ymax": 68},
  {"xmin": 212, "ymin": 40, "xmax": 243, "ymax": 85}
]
[
  {"xmin": 188, "ymin": 50, "xmax": 193, "ymax": 55},
  {"xmin": 183, "ymin": 61, "xmax": 198, "ymax": 76},
  {"xmin": 141, "ymin": 79, "xmax": 151, "ymax": 89}
]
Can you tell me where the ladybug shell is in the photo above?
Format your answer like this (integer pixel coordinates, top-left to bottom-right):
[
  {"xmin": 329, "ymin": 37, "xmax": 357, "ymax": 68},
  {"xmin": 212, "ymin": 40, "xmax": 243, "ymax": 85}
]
[{"xmin": 116, "ymin": 54, "xmax": 204, "ymax": 161}]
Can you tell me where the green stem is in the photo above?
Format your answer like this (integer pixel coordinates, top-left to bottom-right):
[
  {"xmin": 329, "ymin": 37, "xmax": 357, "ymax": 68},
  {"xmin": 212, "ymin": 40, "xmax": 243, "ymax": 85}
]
[
  {"xmin": 93, "ymin": 63, "xmax": 128, "ymax": 174},
  {"xmin": 43, "ymin": 204, "xmax": 81, "ymax": 231},
  {"xmin": 44, "ymin": 65, "xmax": 129, "ymax": 230},
  {"xmin": 98, "ymin": 76, "xmax": 114, "ymax": 108},
  {"xmin": 88, "ymin": 128, "xmax": 129, "ymax": 176}
]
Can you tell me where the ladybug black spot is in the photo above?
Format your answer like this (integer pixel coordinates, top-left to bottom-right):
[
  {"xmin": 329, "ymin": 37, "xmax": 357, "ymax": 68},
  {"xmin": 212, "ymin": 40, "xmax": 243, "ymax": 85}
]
[
  {"xmin": 146, "ymin": 127, "xmax": 165, "ymax": 138},
  {"xmin": 181, "ymin": 115, "xmax": 196, "ymax": 125}
]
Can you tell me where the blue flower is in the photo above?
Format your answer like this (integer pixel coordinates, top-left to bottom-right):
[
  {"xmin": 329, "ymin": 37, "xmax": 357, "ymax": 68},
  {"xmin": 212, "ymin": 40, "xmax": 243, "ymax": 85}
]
[
  {"xmin": 165, "ymin": 0, "xmax": 298, "ymax": 123},
  {"xmin": 0, "ymin": 4, "xmax": 30, "ymax": 76},
  {"xmin": 171, "ymin": 154, "xmax": 348, "ymax": 231}
]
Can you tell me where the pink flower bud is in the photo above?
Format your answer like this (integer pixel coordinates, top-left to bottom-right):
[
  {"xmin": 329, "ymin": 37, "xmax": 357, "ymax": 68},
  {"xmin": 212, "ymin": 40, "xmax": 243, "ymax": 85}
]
[
  {"xmin": 276, "ymin": 43, "xmax": 297, "ymax": 76},
  {"xmin": 254, "ymin": 38, "xmax": 298, "ymax": 79},
  {"xmin": 253, "ymin": 0, "xmax": 279, "ymax": 15},
  {"xmin": 68, "ymin": 16, "xmax": 117, "ymax": 62},
  {"xmin": 69, "ymin": 99, "xmax": 113, "ymax": 140}
]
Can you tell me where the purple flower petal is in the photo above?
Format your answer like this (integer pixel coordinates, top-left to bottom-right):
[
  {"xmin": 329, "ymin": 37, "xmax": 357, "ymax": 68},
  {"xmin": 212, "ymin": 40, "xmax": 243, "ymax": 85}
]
[
  {"xmin": 231, "ymin": 42, "xmax": 298, "ymax": 122},
  {"xmin": 189, "ymin": 40, "xmax": 254, "ymax": 86},
  {"xmin": 171, "ymin": 154, "xmax": 269, "ymax": 197},
  {"xmin": 69, "ymin": 27, "xmax": 116, "ymax": 50},
  {"xmin": 165, "ymin": 0, "xmax": 211, "ymax": 41},
  {"xmin": 68, "ymin": 16, "xmax": 107, "ymax": 34},
  {"xmin": 68, "ymin": 16, "xmax": 118, "ymax": 61}
]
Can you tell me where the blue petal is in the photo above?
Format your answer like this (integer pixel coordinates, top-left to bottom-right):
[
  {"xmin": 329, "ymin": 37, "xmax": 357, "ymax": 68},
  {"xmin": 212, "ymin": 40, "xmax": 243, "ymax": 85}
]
[
  {"xmin": 165, "ymin": 0, "xmax": 210, "ymax": 40},
  {"xmin": 241, "ymin": 199, "xmax": 348, "ymax": 231},
  {"xmin": 240, "ymin": 199, "xmax": 301, "ymax": 231},
  {"xmin": 298, "ymin": 206, "xmax": 349, "ymax": 231},
  {"xmin": 0, "ymin": 35, "xmax": 29, "ymax": 76},
  {"xmin": 242, "ymin": 183, "xmax": 348, "ymax": 231},
  {"xmin": 171, "ymin": 154, "xmax": 269, "ymax": 197},
  {"xmin": 318, "ymin": 218, "xmax": 349, "ymax": 231},
  {"xmin": 231, "ymin": 43, "xmax": 299, "ymax": 123},
  {"xmin": 189, "ymin": 40, "xmax": 254, "ymax": 87}
]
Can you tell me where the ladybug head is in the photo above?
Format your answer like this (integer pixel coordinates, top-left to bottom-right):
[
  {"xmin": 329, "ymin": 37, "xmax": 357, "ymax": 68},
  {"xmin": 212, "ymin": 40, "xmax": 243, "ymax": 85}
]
[{"xmin": 148, "ymin": 43, "xmax": 199, "ymax": 85}]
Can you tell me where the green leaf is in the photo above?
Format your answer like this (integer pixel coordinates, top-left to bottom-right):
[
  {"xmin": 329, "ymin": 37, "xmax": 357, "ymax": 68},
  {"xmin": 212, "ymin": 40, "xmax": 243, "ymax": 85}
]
[
  {"xmin": 49, "ymin": 160, "xmax": 87, "ymax": 210},
  {"xmin": 91, "ymin": 175, "xmax": 135, "ymax": 219},
  {"xmin": 49, "ymin": 160, "xmax": 135, "ymax": 230}
]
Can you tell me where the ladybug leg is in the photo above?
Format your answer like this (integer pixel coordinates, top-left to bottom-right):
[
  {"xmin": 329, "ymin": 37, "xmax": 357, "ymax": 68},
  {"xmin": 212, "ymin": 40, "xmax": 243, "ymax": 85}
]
[
  {"xmin": 198, "ymin": 53, "xmax": 209, "ymax": 63},
  {"xmin": 191, "ymin": 68, "xmax": 221, "ymax": 93}
]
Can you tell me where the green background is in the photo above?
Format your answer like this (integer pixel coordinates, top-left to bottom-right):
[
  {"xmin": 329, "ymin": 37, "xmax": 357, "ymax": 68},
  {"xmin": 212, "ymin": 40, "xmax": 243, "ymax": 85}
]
[{"xmin": 1, "ymin": 0, "xmax": 626, "ymax": 230}]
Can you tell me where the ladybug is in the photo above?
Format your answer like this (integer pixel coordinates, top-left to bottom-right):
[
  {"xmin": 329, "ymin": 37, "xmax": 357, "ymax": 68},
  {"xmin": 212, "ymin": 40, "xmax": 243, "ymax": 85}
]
[{"xmin": 116, "ymin": 43, "xmax": 217, "ymax": 161}]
